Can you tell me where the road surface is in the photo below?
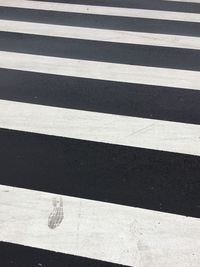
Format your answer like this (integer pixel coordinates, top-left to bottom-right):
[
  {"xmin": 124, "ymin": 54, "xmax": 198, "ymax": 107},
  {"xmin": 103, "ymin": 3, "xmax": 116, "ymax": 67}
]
[{"xmin": 0, "ymin": 0, "xmax": 200, "ymax": 266}]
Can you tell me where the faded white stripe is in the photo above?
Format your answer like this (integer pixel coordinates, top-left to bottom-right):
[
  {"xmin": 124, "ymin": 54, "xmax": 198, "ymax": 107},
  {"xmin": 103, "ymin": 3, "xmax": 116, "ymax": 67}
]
[
  {"xmin": 0, "ymin": 99, "xmax": 200, "ymax": 156},
  {"xmin": 0, "ymin": 51, "xmax": 200, "ymax": 90},
  {"xmin": 0, "ymin": 20, "xmax": 200, "ymax": 50},
  {"xmin": 0, "ymin": 184, "xmax": 199, "ymax": 267},
  {"xmin": 164, "ymin": 0, "xmax": 200, "ymax": 3},
  {"xmin": 0, "ymin": 0, "xmax": 200, "ymax": 23}
]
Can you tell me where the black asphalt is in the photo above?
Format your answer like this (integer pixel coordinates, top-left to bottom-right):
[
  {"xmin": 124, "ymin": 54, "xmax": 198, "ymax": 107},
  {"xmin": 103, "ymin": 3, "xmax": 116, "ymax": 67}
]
[
  {"xmin": 1, "ymin": 69, "xmax": 200, "ymax": 125},
  {"xmin": 0, "ymin": 0, "xmax": 200, "ymax": 265},
  {"xmin": 0, "ymin": 128, "xmax": 199, "ymax": 218},
  {"xmin": 0, "ymin": 242, "xmax": 125, "ymax": 267},
  {"xmin": 1, "ymin": 7, "xmax": 200, "ymax": 36},
  {"xmin": 34, "ymin": 0, "xmax": 200, "ymax": 13},
  {"xmin": 0, "ymin": 32, "xmax": 199, "ymax": 71}
]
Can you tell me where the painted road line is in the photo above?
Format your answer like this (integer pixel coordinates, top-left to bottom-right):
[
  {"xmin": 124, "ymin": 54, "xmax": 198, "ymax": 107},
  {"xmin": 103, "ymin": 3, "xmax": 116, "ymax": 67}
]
[
  {"xmin": 1, "ymin": 31, "xmax": 200, "ymax": 71},
  {"xmin": 0, "ymin": 184, "xmax": 200, "ymax": 266},
  {"xmin": 0, "ymin": 99, "xmax": 200, "ymax": 156},
  {"xmin": 0, "ymin": 127, "xmax": 199, "ymax": 217},
  {"xmin": 0, "ymin": 51, "xmax": 200, "ymax": 90},
  {"xmin": 0, "ymin": 0, "xmax": 200, "ymax": 23},
  {"xmin": 1, "ymin": 69, "xmax": 200, "ymax": 125},
  {"xmin": 1, "ymin": 8, "xmax": 200, "ymax": 37},
  {"xmin": 165, "ymin": 0, "xmax": 200, "ymax": 3},
  {"xmin": 0, "ymin": 20, "xmax": 200, "ymax": 50}
]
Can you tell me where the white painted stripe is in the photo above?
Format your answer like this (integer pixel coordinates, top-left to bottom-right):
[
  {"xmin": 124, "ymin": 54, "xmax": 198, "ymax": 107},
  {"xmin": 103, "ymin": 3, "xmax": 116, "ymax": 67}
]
[
  {"xmin": 0, "ymin": 99, "xmax": 200, "ymax": 156},
  {"xmin": 0, "ymin": 184, "xmax": 199, "ymax": 267},
  {"xmin": 0, "ymin": 20, "xmax": 200, "ymax": 50},
  {"xmin": 1, "ymin": 0, "xmax": 200, "ymax": 23},
  {"xmin": 1, "ymin": 51, "xmax": 200, "ymax": 90},
  {"xmin": 164, "ymin": 0, "xmax": 200, "ymax": 3}
]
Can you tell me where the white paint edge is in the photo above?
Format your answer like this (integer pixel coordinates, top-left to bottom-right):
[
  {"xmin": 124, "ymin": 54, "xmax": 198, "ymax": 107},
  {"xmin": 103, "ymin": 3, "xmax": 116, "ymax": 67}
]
[
  {"xmin": 0, "ymin": 51, "xmax": 200, "ymax": 90},
  {"xmin": 0, "ymin": 184, "xmax": 199, "ymax": 267},
  {"xmin": 0, "ymin": 99, "xmax": 200, "ymax": 156},
  {"xmin": 164, "ymin": 0, "xmax": 200, "ymax": 3},
  {"xmin": 0, "ymin": 0, "xmax": 200, "ymax": 23},
  {"xmin": 0, "ymin": 20, "xmax": 200, "ymax": 50}
]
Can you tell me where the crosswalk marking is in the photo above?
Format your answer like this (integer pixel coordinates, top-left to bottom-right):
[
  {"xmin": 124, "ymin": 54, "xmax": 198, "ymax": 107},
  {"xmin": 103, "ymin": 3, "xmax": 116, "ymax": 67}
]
[
  {"xmin": 1, "ymin": 0, "xmax": 200, "ymax": 23},
  {"xmin": 165, "ymin": 0, "xmax": 200, "ymax": 3},
  {"xmin": 1, "ymin": 51, "xmax": 200, "ymax": 90},
  {"xmin": 1, "ymin": 125, "xmax": 198, "ymax": 218},
  {"xmin": 0, "ymin": 0, "xmax": 200, "ymax": 266},
  {"xmin": 1, "ymin": 68, "xmax": 200, "ymax": 125},
  {"xmin": 0, "ymin": 184, "xmax": 199, "ymax": 267},
  {"xmin": 1, "ymin": 20, "xmax": 200, "ymax": 50},
  {"xmin": 0, "ymin": 99, "xmax": 200, "ymax": 156},
  {"xmin": 2, "ymin": 31, "xmax": 199, "ymax": 71}
]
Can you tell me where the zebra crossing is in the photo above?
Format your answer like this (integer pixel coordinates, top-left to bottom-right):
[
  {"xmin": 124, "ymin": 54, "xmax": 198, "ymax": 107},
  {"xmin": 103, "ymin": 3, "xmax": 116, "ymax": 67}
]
[{"xmin": 0, "ymin": 0, "xmax": 200, "ymax": 266}]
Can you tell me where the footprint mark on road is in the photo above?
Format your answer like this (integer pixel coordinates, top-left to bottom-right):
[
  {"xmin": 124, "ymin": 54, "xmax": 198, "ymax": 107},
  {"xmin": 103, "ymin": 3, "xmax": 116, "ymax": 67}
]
[{"xmin": 48, "ymin": 197, "xmax": 64, "ymax": 229}]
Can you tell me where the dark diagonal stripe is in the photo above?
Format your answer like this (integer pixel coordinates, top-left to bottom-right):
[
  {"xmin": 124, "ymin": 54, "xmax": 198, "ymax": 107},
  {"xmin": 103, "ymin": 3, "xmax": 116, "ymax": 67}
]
[
  {"xmin": 1, "ymin": 7, "xmax": 200, "ymax": 37},
  {"xmin": 33, "ymin": 0, "xmax": 200, "ymax": 13},
  {"xmin": 0, "ymin": 242, "xmax": 126, "ymax": 267},
  {"xmin": 0, "ymin": 128, "xmax": 199, "ymax": 218},
  {"xmin": 0, "ymin": 32, "xmax": 200, "ymax": 71},
  {"xmin": 1, "ymin": 69, "xmax": 200, "ymax": 125}
]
